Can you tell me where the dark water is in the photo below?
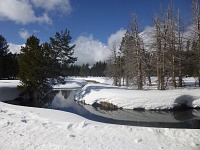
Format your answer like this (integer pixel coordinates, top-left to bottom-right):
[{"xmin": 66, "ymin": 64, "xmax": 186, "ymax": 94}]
[{"xmin": 5, "ymin": 89, "xmax": 200, "ymax": 129}]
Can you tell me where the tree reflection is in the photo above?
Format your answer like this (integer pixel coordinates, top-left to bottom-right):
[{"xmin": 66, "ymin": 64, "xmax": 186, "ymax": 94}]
[
  {"xmin": 61, "ymin": 90, "xmax": 71, "ymax": 99},
  {"xmin": 39, "ymin": 90, "xmax": 60, "ymax": 108}
]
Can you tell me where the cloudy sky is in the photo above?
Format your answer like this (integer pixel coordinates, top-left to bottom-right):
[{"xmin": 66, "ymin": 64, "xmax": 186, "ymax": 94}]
[{"xmin": 0, "ymin": 0, "xmax": 192, "ymax": 65}]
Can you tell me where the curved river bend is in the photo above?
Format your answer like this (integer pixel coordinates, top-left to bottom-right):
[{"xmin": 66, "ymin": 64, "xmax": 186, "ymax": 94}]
[{"xmin": 5, "ymin": 89, "xmax": 200, "ymax": 129}]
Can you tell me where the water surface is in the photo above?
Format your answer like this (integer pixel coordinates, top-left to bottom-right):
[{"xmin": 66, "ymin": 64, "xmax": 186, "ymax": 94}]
[{"xmin": 5, "ymin": 89, "xmax": 200, "ymax": 129}]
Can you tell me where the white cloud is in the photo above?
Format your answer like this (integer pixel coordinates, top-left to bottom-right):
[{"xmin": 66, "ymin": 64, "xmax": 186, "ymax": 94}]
[
  {"xmin": 107, "ymin": 28, "xmax": 126, "ymax": 49},
  {"xmin": 32, "ymin": 0, "xmax": 72, "ymax": 13},
  {"xmin": 73, "ymin": 35, "xmax": 109, "ymax": 65},
  {"xmin": 0, "ymin": 0, "xmax": 72, "ymax": 24},
  {"xmin": 8, "ymin": 43, "xmax": 24, "ymax": 54},
  {"xmin": 139, "ymin": 26, "xmax": 155, "ymax": 51},
  {"xmin": 19, "ymin": 29, "xmax": 31, "ymax": 40},
  {"xmin": 8, "ymin": 28, "xmax": 127, "ymax": 65},
  {"xmin": 73, "ymin": 29, "xmax": 126, "ymax": 65}
]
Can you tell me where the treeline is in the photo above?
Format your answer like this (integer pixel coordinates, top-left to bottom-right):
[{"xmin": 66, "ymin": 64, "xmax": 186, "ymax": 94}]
[
  {"xmin": 106, "ymin": 0, "xmax": 200, "ymax": 90},
  {"xmin": 67, "ymin": 61, "xmax": 106, "ymax": 77},
  {"xmin": 0, "ymin": 35, "xmax": 18, "ymax": 79},
  {"xmin": 0, "ymin": 35, "xmax": 106, "ymax": 80}
]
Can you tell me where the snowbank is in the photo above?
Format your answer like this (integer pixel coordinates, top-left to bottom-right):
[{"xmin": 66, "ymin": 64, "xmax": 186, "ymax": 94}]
[
  {"xmin": 76, "ymin": 83, "xmax": 200, "ymax": 110},
  {"xmin": 0, "ymin": 101, "xmax": 200, "ymax": 150},
  {"xmin": 53, "ymin": 78, "xmax": 87, "ymax": 89},
  {"xmin": 72, "ymin": 76, "xmax": 113, "ymax": 84}
]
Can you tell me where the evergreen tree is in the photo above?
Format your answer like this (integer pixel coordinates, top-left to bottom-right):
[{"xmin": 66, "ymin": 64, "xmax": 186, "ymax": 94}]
[
  {"xmin": 18, "ymin": 29, "xmax": 77, "ymax": 100},
  {"xmin": 50, "ymin": 28, "xmax": 77, "ymax": 79},
  {"xmin": 0, "ymin": 35, "xmax": 9, "ymax": 79},
  {"xmin": 4, "ymin": 53, "xmax": 19, "ymax": 79},
  {"xmin": 18, "ymin": 36, "xmax": 52, "ymax": 99}
]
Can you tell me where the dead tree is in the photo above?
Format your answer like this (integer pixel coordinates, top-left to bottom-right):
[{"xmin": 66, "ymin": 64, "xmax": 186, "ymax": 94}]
[
  {"xmin": 192, "ymin": 0, "xmax": 200, "ymax": 87},
  {"xmin": 105, "ymin": 43, "xmax": 121, "ymax": 86}
]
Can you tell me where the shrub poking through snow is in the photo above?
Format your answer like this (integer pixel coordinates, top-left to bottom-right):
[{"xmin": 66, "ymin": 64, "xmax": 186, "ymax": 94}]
[{"xmin": 99, "ymin": 101, "xmax": 118, "ymax": 110}]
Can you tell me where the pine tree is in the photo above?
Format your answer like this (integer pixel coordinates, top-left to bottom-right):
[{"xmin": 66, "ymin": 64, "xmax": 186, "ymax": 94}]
[
  {"xmin": 18, "ymin": 36, "xmax": 52, "ymax": 99},
  {"xmin": 50, "ymin": 28, "xmax": 77, "ymax": 80},
  {"xmin": 0, "ymin": 35, "xmax": 9, "ymax": 79}
]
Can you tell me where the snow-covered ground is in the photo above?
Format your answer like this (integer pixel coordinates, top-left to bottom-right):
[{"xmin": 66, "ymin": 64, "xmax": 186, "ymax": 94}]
[
  {"xmin": 76, "ymin": 83, "xmax": 200, "ymax": 110},
  {"xmin": 53, "ymin": 78, "xmax": 87, "ymax": 89},
  {"xmin": 0, "ymin": 101, "xmax": 200, "ymax": 150},
  {"xmin": 0, "ymin": 77, "xmax": 200, "ymax": 149}
]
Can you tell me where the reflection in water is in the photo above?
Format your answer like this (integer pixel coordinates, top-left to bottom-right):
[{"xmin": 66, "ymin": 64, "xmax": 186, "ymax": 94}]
[
  {"xmin": 5, "ymin": 89, "xmax": 200, "ymax": 129},
  {"xmin": 40, "ymin": 90, "xmax": 200, "ymax": 129},
  {"xmin": 42, "ymin": 90, "xmax": 113, "ymax": 122}
]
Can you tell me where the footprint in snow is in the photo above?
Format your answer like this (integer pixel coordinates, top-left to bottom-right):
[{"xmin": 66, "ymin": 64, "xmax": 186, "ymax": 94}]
[
  {"xmin": 21, "ymin": 119, "xmax": 28, "ymax": 123},
  {"xmin": 0, "ymin": 110, "xmax": 8, "ymax": 113},
  {"xmin": 191, "ymin": 142, "xmax": 199, "ymax": 147},
  {"xmin": 3, "ymin": 121, "xmax": 13, "ymax": 127},
  {"xmin": 68, "ymin": 134, "xmax": 75, "ymax": 138},
  {"xmin": 8, "ymin": 113, "xmax": 15, "ymax": 116},
  {"xmin": 159, "ymin": 146, "xmax": 164, "ymax": 149},
  {"xmin": 135, "ymin": 139, "xmax": 142, "ymax": 143},
  {"xmin": 78, "ymin": 121, "xmax": 88, "ymax": 128},
  {"xmin": 67, "ymin": 124, "xmax": 73, "ymax": 130},
  {"xmin": 21, "ymin": 116, "xmax": 28, "ymax": 123}
]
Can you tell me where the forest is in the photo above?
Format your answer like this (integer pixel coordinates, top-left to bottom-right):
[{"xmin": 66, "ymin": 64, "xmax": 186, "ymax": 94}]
[{"xmin": 106, "ymin": 0, "xmax": 200, "ymax": 90}]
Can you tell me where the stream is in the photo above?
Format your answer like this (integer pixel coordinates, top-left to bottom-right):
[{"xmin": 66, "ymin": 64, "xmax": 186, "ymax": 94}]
[{"xmin": 5, "ymin": 89, "xmax": 200, "ymax": 129}]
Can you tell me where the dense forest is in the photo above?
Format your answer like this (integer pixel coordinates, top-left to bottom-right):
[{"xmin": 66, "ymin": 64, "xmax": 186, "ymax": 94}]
[
  {"xmin": 67, "ymin": 61, "xmax": 106, "ymax": 77},
  {"xmin": 0, "ymin": 35, "xmax": 18, "ymax": 79}
]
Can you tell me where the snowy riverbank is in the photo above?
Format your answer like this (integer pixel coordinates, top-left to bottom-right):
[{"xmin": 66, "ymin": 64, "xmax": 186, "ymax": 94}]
[
  {"xmin": 76, "ymin": 83, "xmax": 200, "ymax": 110},
  {"xmin": 1, "ymin": 77, "xmax": 200, "ymax": 110}
]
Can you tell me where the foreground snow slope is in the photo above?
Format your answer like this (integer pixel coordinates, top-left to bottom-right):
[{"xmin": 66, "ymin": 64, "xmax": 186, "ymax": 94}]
[
  {"xmin": 0, "ymin": 101, "xmax": 199, "ymax": 150},
  {"xmin": 76, "ymin": 83, "xmax": 200, "ymax": 110}
]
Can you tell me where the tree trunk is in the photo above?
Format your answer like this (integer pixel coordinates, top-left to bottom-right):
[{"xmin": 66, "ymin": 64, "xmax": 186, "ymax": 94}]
[{"xmin": 148, "ymin": 76, "xmax": 152, "ymax": 85}]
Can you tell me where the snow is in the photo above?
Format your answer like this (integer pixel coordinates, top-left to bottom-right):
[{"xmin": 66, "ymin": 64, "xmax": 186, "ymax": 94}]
[
  {"xmin": 1, "ymin": 77, "xmax": 200, "ymax": 149},
  {"xmin": 53, "ymin": 78, "xmax": 87, "ymax": 89},
  {"xmin": 76, "ymin": 77, "xmax": 200, "ymax": 110},
  {"xmin": 0, "ymin": 101, "xmax": 200, "ymax": 150},
  {"xmin": 71, "ymin": 76, "xmax": 113, "ymax": 85}
]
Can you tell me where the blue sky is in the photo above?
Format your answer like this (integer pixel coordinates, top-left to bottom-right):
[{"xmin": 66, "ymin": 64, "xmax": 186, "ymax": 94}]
[{"xmin": 0, "ymin": 0, "xmax": 193, "ymax": 64}]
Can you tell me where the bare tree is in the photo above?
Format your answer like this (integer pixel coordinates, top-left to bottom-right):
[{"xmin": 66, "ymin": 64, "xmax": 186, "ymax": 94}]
[
  {"xmin": 153, "ymin": 15, "xmax": 166, "ymax": 90},
  {"xmin": 105, "ymin": 43, "xmax": 121, "ymax": 86},
  {"xmin": 176, "ymin": 9, "xmax": 184, "ymax": 87},
  {"xmin": 152, "ymin": 1, "xmax": 185, "ymax": 89},
  {"xmin": 192, "ymin": 0, "xmax": 200, "ymax": 86},
  {"xmin": 120, "ymin": 31, "xmax": 133, "ymax": 87},
  {"xmin": 119, "ymin": 14, "xmax": 145, "ymax": 90}
]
